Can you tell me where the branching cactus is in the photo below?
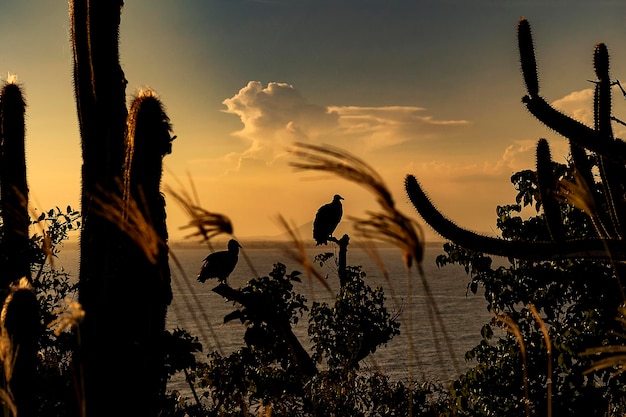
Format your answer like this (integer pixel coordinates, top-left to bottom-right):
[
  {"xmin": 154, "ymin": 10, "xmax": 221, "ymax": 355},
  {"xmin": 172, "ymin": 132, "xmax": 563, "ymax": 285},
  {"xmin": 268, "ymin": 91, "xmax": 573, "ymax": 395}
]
[
  {"xmin": 70, "ymin": 2, "xmax": 174, "ymax": 416},
  {"xmin": 405, "ymin": 17, "xmax": 626, "ymax": 262}
]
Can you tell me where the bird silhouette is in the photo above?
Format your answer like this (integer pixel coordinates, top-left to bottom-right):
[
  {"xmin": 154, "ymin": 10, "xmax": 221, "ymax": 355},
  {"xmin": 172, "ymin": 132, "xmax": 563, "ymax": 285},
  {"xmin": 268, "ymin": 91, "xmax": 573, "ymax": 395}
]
[
  {"xmin": 313, "ymin": 194, "xmax": 344, "ymax": 245},
  {"xmin": 197, "ymin": 239, "xmax": 242, "ymax": 283}
]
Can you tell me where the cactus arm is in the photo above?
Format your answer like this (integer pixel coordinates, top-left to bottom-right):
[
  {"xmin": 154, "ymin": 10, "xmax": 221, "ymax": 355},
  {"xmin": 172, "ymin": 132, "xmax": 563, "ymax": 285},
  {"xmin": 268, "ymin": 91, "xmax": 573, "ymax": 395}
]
[
  {"xmin": 517, "ymin": 18, "xmax": 540, "ymax": 98},
  {"xmin": 522, "ymin": 95, "xmax": 626, "ymax": 162},
  {"xmin": 404, "ymin": 174, "xmax": 626, "ymax": 260},
  {"xmin": 536, "ymin": 139, "xmax": 564, "ymax": 242},
  {"xmin": 592, "ymin": 43, "xmax": 626, "ymax": 238},
  {"xmin": 518, "ymin": 18, "xmax": 626, "ymax": 164}
]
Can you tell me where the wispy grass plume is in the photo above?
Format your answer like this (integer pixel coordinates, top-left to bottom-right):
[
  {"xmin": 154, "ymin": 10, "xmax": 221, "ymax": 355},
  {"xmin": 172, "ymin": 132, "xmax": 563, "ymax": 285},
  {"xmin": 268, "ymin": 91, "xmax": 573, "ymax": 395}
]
[
  {"xmin": 495, "ymin": 312, "xmax": 531, "ymax": 417},
  {"xmin": 275, "ymin": 214, "xmax": 333, "ymax": 295},
  {"xmin": 529, "ymin": 304, "xmax": 552, "ymax": 417},
  {"xmin": 164, "ymin": 177, "xmax": 233, "ymax": 249},
  {"xmin": 290, "ymin": 142, "xmax": 457, "ymax": 404},
  {"xmin": 554, "ymin": 167, "xmax": 626, "ymax": 301},
  {"xmin": 554, "ymin": 167, "xmax": 607, "ymax": 237},
  {"xmin": 90, "ymin": 185, "xmax": 161, "ymax": 264},
  {"xmin": 289, "ymin": 142, "xmax": 424, "ymax": 269}
]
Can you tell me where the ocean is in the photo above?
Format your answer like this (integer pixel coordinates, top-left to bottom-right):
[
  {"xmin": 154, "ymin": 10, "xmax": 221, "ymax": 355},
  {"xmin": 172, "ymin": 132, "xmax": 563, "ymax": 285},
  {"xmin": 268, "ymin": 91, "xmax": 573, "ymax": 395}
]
[{"xmin": 57, "ymin": 241, "xmax": 494, "ymax": 394}]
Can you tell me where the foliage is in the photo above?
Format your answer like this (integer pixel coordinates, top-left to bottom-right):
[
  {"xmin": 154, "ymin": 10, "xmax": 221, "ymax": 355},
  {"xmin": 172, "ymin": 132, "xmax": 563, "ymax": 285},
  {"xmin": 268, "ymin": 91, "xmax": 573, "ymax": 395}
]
[
  {"xmin": 176, "ymin": 260, "xmax": 429, "ymax": 416},
  {"xmin": 309, "ymin": 265, "xmax": 400, "ymax": 370},
  {"xmin": 437, "ymin": 166, "xmax": 626, "ymax": 416},
  {"xmin": 20, "ymin": 207, "xmax": 81, "ymax": 417}
]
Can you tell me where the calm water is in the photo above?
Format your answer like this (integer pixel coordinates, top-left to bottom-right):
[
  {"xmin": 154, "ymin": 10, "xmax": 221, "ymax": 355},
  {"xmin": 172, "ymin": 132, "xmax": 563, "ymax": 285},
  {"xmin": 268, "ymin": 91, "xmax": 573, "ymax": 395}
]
[{"xmin": 57, "ymin": 241, "xmax": 494, "ymax": 393}]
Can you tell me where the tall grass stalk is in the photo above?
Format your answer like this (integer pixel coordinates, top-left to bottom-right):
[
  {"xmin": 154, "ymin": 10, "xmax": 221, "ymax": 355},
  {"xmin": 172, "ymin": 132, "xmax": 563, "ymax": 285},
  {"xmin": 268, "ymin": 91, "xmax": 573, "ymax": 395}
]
[
  {"xmin": 289, "ymin": 142, "xmax": 465, "ymax": 416},
  {"xmin": 48, "ymin": 298, "xmax": 86, "ymax": 417},
  {"xmin": 0, "ymin": 323, "xmax": 16, "ymax": 417},
  {"xmin": 276, "ymin": 214, "xmax": 333, "ymax": 297},
  {"xmin": 165, "ymin": 178, "xmax": 258, "ymax": 278},
  {"xmin": 528, "ymin": 303, "xmax": 552, "ymax": 417},
  {"xmin": 495, "ymin": 312, "xmax": 530, "ymax": 417},
  {"xmin": 164, "ymin": 180, "xmax": 233, "ymax": 250},
  {"xmin": 555, "ymin": 168, "xmax": 626, "ymax": 302},
  {"xmin": 90, "ymin": 184, "xmax": 161, "ymax": 264}
]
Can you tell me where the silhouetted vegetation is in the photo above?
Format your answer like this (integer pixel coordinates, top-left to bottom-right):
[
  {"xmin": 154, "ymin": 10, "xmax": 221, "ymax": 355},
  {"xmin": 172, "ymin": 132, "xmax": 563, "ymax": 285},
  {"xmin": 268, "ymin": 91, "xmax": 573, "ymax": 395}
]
[
  {"xmin": 3, "ymin": 3, "xmax": 626, "ymax": 416},
  {"xmin": 405, "ymin": 17, "xmax": 626, "ymax": 417}
]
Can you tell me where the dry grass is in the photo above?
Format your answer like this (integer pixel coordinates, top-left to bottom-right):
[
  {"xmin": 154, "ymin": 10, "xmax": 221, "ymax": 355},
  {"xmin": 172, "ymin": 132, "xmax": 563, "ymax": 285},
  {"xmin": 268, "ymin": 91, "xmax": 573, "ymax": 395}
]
[
  {"xmin": 554, "ymin": 167, "xmax": 607, "ymax": 237},
  {"xmin": 289, "ymin": 141, "xmax": 466, "ymax": 411},
  {"xmin": 494, "ymin": 311, "xmax": 530, "ymax": 417},
  {"xmin": 529, "ymin": 303, "xmax": 552, "ymax": 417},
  {"xmin": 275, "ymin": 214, "xmax": 333, "ymax": 295},
  {"xmin": 164, "ymin": 180, "xmax": 233, "ymax": 249},
  {"xmin": 90, "ymin": 183, "xmax": 162, "ymax": 265},
  {"xmin": 289, "ymin": 142, "xmax": 424, "ymax": 269}
]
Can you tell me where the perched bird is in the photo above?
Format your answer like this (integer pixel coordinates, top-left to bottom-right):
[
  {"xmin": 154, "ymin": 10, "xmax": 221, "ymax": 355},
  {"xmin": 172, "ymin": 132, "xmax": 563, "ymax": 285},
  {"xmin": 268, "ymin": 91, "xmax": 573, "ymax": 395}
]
[
  {"xmin": 313, "ymin": 194, "xmax": 344, "ymax": 245},
  {"xmin": 197, "ymin": 239, "xmax": 242, "ymax": 283}
]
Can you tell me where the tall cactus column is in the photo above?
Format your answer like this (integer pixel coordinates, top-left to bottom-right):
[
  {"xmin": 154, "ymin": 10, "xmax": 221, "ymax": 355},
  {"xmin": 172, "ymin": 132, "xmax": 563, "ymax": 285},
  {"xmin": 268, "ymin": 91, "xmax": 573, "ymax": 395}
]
[
  {"xmin": 119, "ymin": 90, "xmax": 174, "ymax": 415},
  {"xmin": 71, "ymin": 2, "xmax": 175, "ymax": 416},
  {"xmin": 0, "ymin": 81, "xmax": 31, "ymax": 288},
  {"xmin": 0, "ymin": 81, "xmax": 41, "ymax": 417},
  {"xmin": 70, "ymin": 1, "xmax": 129, "ymax": 416}
]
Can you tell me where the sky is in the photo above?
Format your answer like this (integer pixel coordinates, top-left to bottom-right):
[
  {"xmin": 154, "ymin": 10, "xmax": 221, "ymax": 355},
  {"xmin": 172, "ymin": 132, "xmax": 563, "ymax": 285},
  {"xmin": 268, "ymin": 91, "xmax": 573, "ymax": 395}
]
[{"xmin": 3, "ymin": 1, "xmax": 626, "ymax": 244}]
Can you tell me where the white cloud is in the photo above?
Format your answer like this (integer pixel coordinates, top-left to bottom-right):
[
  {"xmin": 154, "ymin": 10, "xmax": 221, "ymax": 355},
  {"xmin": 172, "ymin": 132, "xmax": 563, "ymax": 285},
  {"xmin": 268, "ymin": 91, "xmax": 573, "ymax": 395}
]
[
  {"xmin": 328, "ymin": 105, "xmax": 469, "ymax": 149},
  {"xmin": 222, "ymin": 81, "xmax": 340, "ymax": 163},
  {"xmin": 221, "ymin": 81, "xmax": 470, "ymax": 171}
]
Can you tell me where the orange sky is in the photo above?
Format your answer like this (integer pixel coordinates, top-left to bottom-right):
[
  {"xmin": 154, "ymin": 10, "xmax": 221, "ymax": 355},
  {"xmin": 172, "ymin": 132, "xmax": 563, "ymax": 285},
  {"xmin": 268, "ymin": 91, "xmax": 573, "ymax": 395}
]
[{"xmin": 5, "ymin": 1, "xmax": 626, "ymax": 245}]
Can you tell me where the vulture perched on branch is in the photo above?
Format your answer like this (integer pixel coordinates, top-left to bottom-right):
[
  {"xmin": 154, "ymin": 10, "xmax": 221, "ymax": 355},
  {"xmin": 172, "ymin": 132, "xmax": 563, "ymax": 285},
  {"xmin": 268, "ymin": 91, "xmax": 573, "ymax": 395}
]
[
  {"xmin": 197, "ymin": 239, "xmax": 242, "ymax": 283},
  {"xmin": 313, "ymin": 194, "xmax": 344, "ymax": 245}
]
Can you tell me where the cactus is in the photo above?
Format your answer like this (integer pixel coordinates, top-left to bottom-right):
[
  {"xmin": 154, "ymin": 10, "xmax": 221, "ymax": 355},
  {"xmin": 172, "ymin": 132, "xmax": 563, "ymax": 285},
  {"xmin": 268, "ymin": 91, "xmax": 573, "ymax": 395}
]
[
  {"xmin": 405, "ymin": 17, "xmax": 626, "ymax": 262},
  {"xmin": 70, "ymin": 2, "xmax": 128, "ymax": 415},
  {"xmin": 118, "ymin": 90, "xmax": 174, "ymax": 411},
  {"xmin": 0, "ymin": 81, "xmax": 41, "ymax": 417},
  {"xmin": 0, "ymin": 279, "xmax": 40, "ymax": 417},
  {"xmin": 70, "ymin": 2, "xmax": 173, "ymax": 416},
  {"xmin": 0, "ymin": 81, "xmax": 30, "ymax": 288},
  {"xmin": 535, "ymin": 138, "xmax": 564, "ymax": 242}
]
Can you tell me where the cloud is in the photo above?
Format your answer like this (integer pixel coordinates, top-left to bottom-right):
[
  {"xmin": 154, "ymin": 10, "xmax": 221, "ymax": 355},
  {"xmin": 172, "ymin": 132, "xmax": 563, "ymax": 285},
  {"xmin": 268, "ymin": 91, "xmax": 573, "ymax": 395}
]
[
  {"xmin": 222, "ymin": 81, "xmax": 470, "ymax": 171},
  {"xmin": 406, "ymin": 139, "xmax": 537, "ymax": 184},
  {"xmin": 222, "ymin": 81, "xmax": 340, "ymax": 163},
  {"xmin": 328, "ymin": 105, "xmax": 469, "ymax": 149}
]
